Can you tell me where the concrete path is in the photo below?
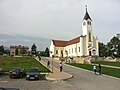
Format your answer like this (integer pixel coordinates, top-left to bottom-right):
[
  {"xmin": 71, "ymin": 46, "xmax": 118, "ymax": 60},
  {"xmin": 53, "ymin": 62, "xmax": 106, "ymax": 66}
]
[{"xmin": 35, "ymin": 57, "xmax": 72, "ymax": 81}]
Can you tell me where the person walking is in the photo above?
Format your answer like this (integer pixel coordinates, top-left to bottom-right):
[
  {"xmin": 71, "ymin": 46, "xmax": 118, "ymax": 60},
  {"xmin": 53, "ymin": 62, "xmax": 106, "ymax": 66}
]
[
  {"xmin": 93, "ymin": 64, "xmax": 97, "ymax": 75},
  {"xmin": 98, "ymin": 64, "xmax": 101, "ymax": 75},
  {"xmin": 59, "ymin": 61, "xmax": 63, "ymax": 72},
  {"xmin": 47, "ymin": 60, "xmax": 50, "ymax": 68}
]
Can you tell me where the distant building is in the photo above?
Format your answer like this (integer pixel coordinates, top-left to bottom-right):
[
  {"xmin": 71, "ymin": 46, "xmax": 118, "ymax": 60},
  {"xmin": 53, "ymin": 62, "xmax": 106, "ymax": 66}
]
[
  {"xmin": 10, "ymin": 45, "xmax": 29, "ymax": 56},
  {"xmin": 50, "ymin": 6, "xmax": 99, "ymax": 58}
]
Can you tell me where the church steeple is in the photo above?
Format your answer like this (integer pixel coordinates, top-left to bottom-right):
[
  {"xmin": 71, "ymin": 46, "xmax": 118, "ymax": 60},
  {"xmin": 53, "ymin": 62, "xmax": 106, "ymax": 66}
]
[{"xmin": 83, "ymin": 5, "xmax": 92, "ymax": 20}]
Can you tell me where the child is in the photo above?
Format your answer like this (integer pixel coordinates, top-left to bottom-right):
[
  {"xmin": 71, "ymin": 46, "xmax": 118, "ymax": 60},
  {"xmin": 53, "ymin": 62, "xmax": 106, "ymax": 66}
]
[
  {"xmin": 93, "ymin": 65, "xmax": 97, "ymax": 75},
  {"xmin": 59, "ymin": 61, "xmax": 63, "ymax": 72}
]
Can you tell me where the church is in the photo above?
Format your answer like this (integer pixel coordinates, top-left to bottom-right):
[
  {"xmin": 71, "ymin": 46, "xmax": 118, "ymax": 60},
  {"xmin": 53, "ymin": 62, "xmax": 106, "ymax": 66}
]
[{"xmin": 50, "ymin": 6, "xmax": 99, "ymax": 59}]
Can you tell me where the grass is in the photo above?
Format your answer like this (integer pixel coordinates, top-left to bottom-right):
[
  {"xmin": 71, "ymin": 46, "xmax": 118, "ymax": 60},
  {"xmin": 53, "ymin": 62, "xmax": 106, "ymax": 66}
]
[
  {"xmin": 92, "ymin": 61, "xmax": 120, "ymax": 67},
  {"xmin": 67, "ymin": 63, "xmax": 120, "ymax": 78},
  {"xmin": 0, "ymin": 56, "xmax": 50, "ymax": 72}
]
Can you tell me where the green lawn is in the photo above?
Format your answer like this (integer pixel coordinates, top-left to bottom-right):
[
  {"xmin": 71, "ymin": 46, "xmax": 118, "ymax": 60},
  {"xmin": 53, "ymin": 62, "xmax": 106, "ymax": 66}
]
[
  {"xmin": 0, "ymin": 56, "xmax": 50, "ymax": 72},
  {"xmin": 92, "ymin": 61, "xmax": 120, "ymax": 67},
  {"xmin": 67, "ymin": 63, "xmax": 120, "ymax": 78}
]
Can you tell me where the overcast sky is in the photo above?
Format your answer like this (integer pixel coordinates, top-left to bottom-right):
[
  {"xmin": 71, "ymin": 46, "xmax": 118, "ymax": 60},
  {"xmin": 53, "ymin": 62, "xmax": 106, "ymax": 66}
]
[{"xmin": 0, "ymin": 0, "xmax": 120, "ymax": 50}]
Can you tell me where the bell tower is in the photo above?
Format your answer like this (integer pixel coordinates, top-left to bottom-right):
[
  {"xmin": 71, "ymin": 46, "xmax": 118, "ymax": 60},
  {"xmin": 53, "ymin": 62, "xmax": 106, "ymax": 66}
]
[{"xmin": 82, "ymin": 5, "xmax": 93, "ymax": 56}]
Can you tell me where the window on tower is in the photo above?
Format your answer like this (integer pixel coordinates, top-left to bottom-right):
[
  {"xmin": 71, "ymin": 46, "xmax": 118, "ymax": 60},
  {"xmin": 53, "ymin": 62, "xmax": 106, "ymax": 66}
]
[
  {"xmin": 83, "ymin": 22, "xmax": 86, "ymax": 26},
  {"xmin": 87, "ymin": 21, "xmax": 91, "ymax": 25},
  {"xmin": 89, "ymin": 22, "xmax": 91, "ymax": 25}
]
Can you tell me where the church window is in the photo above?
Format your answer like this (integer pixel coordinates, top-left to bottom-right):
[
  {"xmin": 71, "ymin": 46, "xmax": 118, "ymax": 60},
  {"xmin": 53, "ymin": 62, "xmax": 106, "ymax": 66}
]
[
  {"xmin": 89, "ymin": 32, "xmax": 91, "ymax": 42},
  {"xmin": 72, "ymin": 48, "xmax": 73, "ymax": 53},
  {"xmin": 56, "ymin": 50, "xmax": 58, "ymax": 54},
  {"xmin": 61, "ymin": 50, "xmax": 63, "ymax": 54},
  {"xmin": 78, "ymin": 47, "xmax": 80, "ymax": 52},
  {"xmin": 87, "ymin": 21, "xmax": 91, "ymax": 25},
  {"xmin": 75, "ymin": 48, "xmax": 77, "ymax": 52},
  {"xmin": 83, "ymin": 22, "xmax": 86, "ymax": 26},
  {"xmin": 87, "ymin": 21, "xmax": 90, "ymax": 25},
  {"xmin": 89, "ymin": 22, "xmax": 91, "ymax": 25},
  {"xmin": 61, "ymin": 50, "xmax": 63, "ymax": 57}
]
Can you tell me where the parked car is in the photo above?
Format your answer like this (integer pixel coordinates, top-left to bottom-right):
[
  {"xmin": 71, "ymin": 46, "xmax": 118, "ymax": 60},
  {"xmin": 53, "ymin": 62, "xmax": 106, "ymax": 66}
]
[
  {"xmin": 0, "ymin": 87, "xmax": 19, "ymax": 90},
  {"xmin": 0, "ymin": 68, "xmax": 4, "ymax": 74},
  {"xmin": 9, "ymin": 67, "xmax": 26, "ymax": 78},
  {"xmin": 26, "ymin": 67, "xmax": 40, "ymax": 80}
]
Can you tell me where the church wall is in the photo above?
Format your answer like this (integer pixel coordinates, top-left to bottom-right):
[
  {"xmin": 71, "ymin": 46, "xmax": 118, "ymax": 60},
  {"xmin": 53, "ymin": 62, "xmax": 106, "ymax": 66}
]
[
  {"xmin": 54, "ymin": 47, "xmax": 64, "ymax": 57},
  {"xmin": 65, "ymin": 42, "xmax": 80, "ymax": 57},
  {"xmin": 83, "ymin": 36, "xmax": 87, "ymax": 56}
]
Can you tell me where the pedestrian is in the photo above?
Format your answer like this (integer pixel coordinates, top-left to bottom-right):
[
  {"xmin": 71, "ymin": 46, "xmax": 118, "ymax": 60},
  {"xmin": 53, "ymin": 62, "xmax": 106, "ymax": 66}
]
[
  {"xmin": 47, "ymin": 60, "xmax": 50, "ymax": 68},
  {"xmin": 59, "ymin": 61, "xmax": 63, "ymax": 72},
  {"xmin": 93, "ymin": 64, "xmax": 97, "ymax": 75},
  {"xmin": 98, "ymin": 64, "xmax": 101, "ymax": 75}
]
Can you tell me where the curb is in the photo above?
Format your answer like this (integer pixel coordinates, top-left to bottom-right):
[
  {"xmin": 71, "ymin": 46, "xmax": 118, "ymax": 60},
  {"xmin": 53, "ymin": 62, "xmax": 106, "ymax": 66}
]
[{"xmin": 45, "ymin": 73, "xmax": 73, "ymax": 81}]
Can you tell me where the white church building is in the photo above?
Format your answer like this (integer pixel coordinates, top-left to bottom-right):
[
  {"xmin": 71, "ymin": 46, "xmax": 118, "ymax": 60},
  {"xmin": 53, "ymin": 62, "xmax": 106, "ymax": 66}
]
[{"xmin": 50, "ymin": 6, "xmax": 99, "ymax": 59}]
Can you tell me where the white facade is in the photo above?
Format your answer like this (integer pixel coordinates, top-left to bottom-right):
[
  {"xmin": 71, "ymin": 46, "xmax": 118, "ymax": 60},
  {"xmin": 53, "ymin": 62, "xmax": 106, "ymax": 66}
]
[{"xmin": 50, "ymin": 7, "xmax": 99, "ymax": 57}]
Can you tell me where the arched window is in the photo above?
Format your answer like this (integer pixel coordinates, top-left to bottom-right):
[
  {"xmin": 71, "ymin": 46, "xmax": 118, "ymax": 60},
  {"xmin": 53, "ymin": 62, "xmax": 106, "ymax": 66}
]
[
  {"xmin": 83, "ymin": 22, "xmax": 86, "ymax": 26},
  {"xmin": 89, "ymin": 22, "xmax": 91, "ymax": 25},
  {"xmin": 87, "ymin": 21, "xmax": 91, "ymax": 25},
  {"xmin": 87, "ymin": 21, "xmax": 89, "ymax": 25}
]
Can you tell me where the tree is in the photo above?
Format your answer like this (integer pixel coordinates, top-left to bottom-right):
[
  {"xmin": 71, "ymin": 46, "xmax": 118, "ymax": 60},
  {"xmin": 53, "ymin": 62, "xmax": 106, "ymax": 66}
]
[
  {"xmin": 44, "ymin": 47, "xmax": 50, "ymax": 57},
  {"xmin": 40, "ymin": 51, "xmax": 45, "ymax": 56},
  {"xmin": 107, "ymin": 35, "xmax": 120, "ymax": 58},
  {"xmin": 31, "ymin": 43, "xmax": 37, "ymax": 55},
  {"xmin": 0, "ymin": 45, "xmax": 4, "ymax": 55},
  {"xmin": 99, "ymin": 42, "xmax": 108, "ymax": 57}
]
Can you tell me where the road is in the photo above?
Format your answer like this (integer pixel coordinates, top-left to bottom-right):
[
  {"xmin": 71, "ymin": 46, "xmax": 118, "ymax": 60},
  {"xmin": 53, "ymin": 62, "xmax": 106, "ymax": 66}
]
[
  {"xmin": 42, "ymin": 57, "xmax": 120, "ymax": 90},
  {"xmin": 0, "ymin": 57, "xmax": 120, "ymax": 90}
]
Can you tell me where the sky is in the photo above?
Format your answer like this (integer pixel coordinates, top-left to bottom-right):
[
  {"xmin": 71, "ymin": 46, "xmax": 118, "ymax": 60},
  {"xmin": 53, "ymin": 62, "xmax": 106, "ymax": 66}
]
[{"xmin": 0, "ymin": 0, "xmax": 120, "ymax": 50}]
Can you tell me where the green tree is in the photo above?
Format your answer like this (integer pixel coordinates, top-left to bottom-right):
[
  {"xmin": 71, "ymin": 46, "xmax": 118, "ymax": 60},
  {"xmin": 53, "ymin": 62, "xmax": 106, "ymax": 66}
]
[
  {"xmin": 44, "ymin": 47, "xmax": 50, "ymax": 57},
  {"xmin": 99, "ymin": 42, "xmax": 108, "ymax": 57},
  {"xmin": 107, "ymin": 35, "xmax": 120, "ymax": 58},
  {"xmin": 0, "ymin": 45, "xmax": 4, "ymax": 55},
  {"xmin": 40, "ymin": 51, "xmax": 45, "ymax": 56},
  {"xmin": 31, "ymin": 43, "xmax": 37, "ymax": 55}
]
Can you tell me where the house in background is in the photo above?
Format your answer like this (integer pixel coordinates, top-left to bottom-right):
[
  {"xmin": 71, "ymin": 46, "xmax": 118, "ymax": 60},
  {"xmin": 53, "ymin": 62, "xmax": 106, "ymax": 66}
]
[
  {"xmin": 10, "ymin": 45, "xmax": 29, "ymax": 56},
  {"xmin": 50, "ymin": 6, "xmax": 99, "ymax": 63}
]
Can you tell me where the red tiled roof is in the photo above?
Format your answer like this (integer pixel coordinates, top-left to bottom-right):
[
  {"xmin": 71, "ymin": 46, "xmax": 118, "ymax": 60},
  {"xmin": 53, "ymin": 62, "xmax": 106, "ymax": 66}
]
[
  {"xmin": 52, "ymin": 40, "xmax": 67, "ymax": 47},
  {"xmin": 66, "ymin": 36, "xmax": 80, "ymax": 46},
  {"xmin": 52, "ymin": 36, "xmax": 80, "ymax": 47},
  {"xmin": 10, "ymin": 45, "xmax": 29, "ymax": 49}
]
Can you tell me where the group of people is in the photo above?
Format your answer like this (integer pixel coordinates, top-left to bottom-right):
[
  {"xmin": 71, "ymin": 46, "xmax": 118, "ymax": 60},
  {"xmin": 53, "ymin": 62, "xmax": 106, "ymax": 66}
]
[
  {"xmin": 47, "ymin": 60, "xmax": 101, "ymax": 74},
  {"xmin": 47, "ymin": 60, "xmax": 63, "ymax": 72},
  {"xmin": 93, "ymin": 64, "xmax": 101, "ymax": 75}
]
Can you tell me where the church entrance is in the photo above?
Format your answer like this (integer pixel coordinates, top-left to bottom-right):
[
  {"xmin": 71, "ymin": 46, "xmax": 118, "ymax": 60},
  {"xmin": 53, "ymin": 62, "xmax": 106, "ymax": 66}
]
[{"xmin": 89, "ymin": 51, "xmax": 92, "ymax": 56}]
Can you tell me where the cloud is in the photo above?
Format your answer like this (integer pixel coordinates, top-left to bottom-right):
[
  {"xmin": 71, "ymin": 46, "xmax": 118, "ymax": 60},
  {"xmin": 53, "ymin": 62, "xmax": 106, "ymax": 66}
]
[
  {"xmin": 0, "ymin": 0, "xmax": 120, "ymax": 48},
  {"xmin": 0, "ymin": 33, "xmax": 50, "ymax": 50}
]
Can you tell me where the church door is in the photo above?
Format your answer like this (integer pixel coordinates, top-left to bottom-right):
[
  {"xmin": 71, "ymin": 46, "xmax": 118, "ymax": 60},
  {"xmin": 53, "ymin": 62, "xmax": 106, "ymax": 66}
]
[{"xmin": 89, "ymin": 51, "xmax": 91, "ymax": 56}]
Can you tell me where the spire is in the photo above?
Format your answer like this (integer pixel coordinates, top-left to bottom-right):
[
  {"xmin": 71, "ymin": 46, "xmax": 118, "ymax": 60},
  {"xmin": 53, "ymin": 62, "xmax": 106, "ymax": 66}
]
[{"xmin": 83, "ymin": 5, "xmax": 92, "ymax": 20}]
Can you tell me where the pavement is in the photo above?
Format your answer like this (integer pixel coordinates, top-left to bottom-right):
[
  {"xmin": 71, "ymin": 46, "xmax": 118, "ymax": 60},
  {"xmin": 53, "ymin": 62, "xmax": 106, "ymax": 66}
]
[{"xmin": 35, "ymin": 57, "xmax": 73, "ymax": 81}]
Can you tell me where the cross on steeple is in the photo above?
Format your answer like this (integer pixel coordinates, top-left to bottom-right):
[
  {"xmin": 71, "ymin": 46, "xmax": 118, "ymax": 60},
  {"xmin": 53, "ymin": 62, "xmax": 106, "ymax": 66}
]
[
  {"xmin": 85, "ymin": 5, "xmax": 87, "ymax": 12},
  {"xmin": 83, "ymin": 5, "xmax": 92, "ymax": 20}
]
